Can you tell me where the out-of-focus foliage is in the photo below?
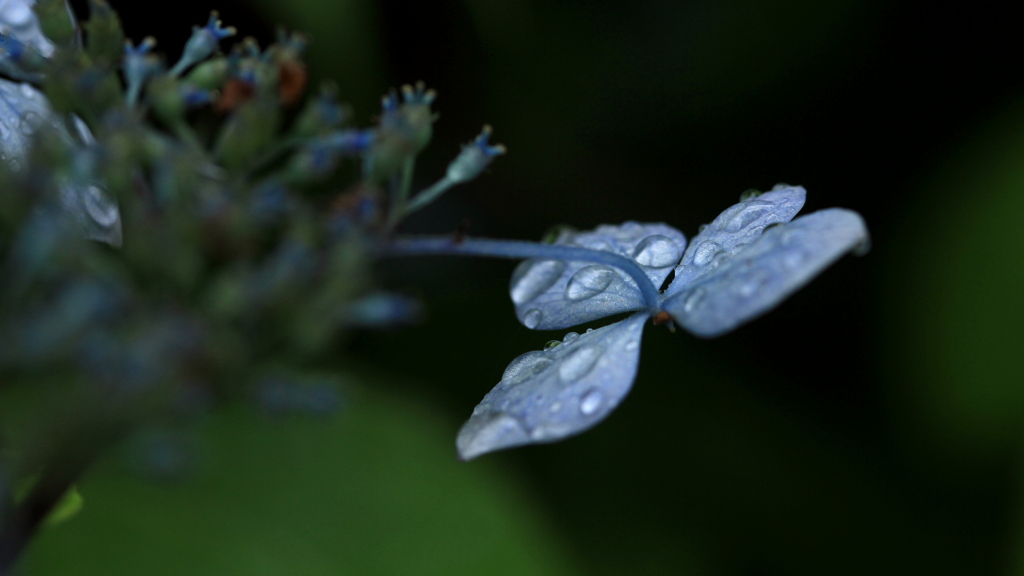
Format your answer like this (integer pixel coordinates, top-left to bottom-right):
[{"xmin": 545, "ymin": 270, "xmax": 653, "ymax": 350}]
[
  {"xmin": 887, "ymin": 95, "xmax": 1024, "ymax": 455},
  {"xmin": 26, "ymin": 383, "xmax": 581, "ymax": 576}
]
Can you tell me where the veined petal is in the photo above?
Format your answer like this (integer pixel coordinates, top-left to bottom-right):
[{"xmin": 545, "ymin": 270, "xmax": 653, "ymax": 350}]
[
  {"xmin": 662, "ymin": 208, "xmax": 868, "ymax": 338},
  {"xmin": 511, "ymin": 222, "xmax": 685, "ymax": 330},
  {"xmin": 457, "ymin": 311, "xmax": 649, "ymax": 460},
  {"xmin": 665, "ymin": 184, "xmax": 806, "ymax": 296}
]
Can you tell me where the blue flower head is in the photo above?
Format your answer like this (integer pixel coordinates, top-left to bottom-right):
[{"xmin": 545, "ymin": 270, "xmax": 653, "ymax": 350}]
[{"xmin": 452, "ymin": 185, "xmax": 869, "ymax": 459}]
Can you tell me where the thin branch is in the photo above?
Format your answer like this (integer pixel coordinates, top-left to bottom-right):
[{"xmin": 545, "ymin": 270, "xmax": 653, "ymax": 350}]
[{"xmin": 382, "ymin": 235, "xmax": 664, "ymax": 314}]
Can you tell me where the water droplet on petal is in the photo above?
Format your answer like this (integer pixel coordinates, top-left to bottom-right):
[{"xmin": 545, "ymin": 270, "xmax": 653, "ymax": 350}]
[
  {"xmin": 3, "ymin": 3, "xmax": 34, "ymax": 27},
  {"xmin": 784, "ymin": 251, "xmax": 804, "ymax": 269},
  {"xmin": 698, "ymin": 223, "xmax": 709, "ymax": 233},
  {"xmin": 683, "ymin": 288, "xmax": 705, "ymax": 313},
  {"xmin": 739, "ymin": 188, "xmax": 762, "ymax": 201},
  {"xmin": 692, "ymin": 241, "xmax": 721, "ymax": 266},
  {"xmin": 726, "ymin": 205, "xmax": 768, "ymax": 232},
  {"xmin": 457, "ymin": 413, "xmax": 529, "ymax": 460},
  {"xmin": 632, "ymin": 235, "xmax": 681, "ymax": 268},
  {"xmin": 544, "ymin": 340, "xmax": 561, "ymax": 351},
  {"xmin": 502, "ymin": 351, "xmax": 552, "ymax": 384},
  {"xmin": 510, "ymin": 260, "xmax": 565, "ymax": 305},
  {"xmin": 19, "ymin": 83, "xmax": 39, "ymax": 98},
  {"xmin": 523, "ymin": 308, "xmax": 543, "ymax": 329},
  {"xmin": 562, "ymin": 332, "xmax": 580, "ymax": 343},
  {"xmin": 585, "ymin": 328, "xmax": 594, "ymax": 333},
  {"xmin": 566, "ymin": 265, "xmax": 615, "ymax": 301},
  {"xmin": 82, "ymin": 186, "xmax": 119, "ymax": 227},
  {"xmin": 580, "ymin": 389, "xmax": 603, "ymax": 415},
  {"xmin": 558, "ymin": 346, "xmax": 603, "ymax": 382}
]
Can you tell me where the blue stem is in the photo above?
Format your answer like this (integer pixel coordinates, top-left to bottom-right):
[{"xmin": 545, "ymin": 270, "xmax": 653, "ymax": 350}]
[{"xmin": 383, "ymin": 236, "xmax": 663, "ymax": 314}]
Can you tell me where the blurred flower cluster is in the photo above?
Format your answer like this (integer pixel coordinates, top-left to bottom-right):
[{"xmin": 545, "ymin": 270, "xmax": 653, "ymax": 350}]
[{"xmin": 0, "ymin": 0, "xmax": 503, "ymax": 564}]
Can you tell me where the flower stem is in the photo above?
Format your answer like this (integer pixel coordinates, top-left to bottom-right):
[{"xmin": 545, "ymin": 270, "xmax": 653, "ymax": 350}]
[
  {"xmin": 382, "ymin": 236, "xmax": 663, "ymax": 314},
  {"xmin": 401, "ymin": 176, "xmax": 455, "ymax": 217}
]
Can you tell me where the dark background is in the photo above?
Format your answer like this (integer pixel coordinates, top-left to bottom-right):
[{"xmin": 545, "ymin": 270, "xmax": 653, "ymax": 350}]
[{"xmin": 27, "ymin": 1, "xmax": 1024, "ymax": 574}]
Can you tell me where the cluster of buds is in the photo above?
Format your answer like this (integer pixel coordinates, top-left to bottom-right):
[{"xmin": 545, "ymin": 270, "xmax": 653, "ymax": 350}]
[{"xmin": 0, "ymin": 1, "xmax": 506, "ymax": 567}]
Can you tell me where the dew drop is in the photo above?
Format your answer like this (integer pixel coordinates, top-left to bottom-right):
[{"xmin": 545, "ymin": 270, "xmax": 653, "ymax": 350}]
[
  {"xmin": 82, "ymin": 186, "xmax": 119, "ymax": 228},
  {"xmin": 698, "ymin": 223, "xmax": 709, "ymax": 233},
  {"xmin": 544, "ymin": 340, "xmax": 561, "ymax": 351},
  {"xmin": 683, "ymin": 288, "xmax": 705, "ymax": 313},
  {"xmin": 502, "ymin": 351, "xmax": 552, "ymax": 384},
  {"xmin": 558, "ymin": 346, "xmax": 603, "ymax": 382},
  {"xmin": 566, "ymin": 265, "xmax": 615, "ymax": 301},
  {"xmin": 633, "ymin": 235, "xmax": 681, "ymax": 268},
  {"xmin": 585, "ymin": 328, "xmax": 594, "ymax": 333},
  {"xmin": 19, "ymin": 83, "xmax": 39, "ymax": 99},
  {"xmin": 692, "ymin": 241, "xmax": 721, "ymax": 266},
  {"xmin": 510, "ymin": 260, "xmax": 565, "ymax": 305},
  {"xmin": 562, "ymin": 332, "xmax": 580, "ymax": 344},
  {"xmin": 726, "ymin": 205, "xmax": 768, "ymax": 232},
  {"xmin": 523, "ymin": 309, "xmax": 543, "ymax": 329},
  {"xmin": 579, "ymin": 389, "xmax": 603, "ymax": 415},
  {"xmin": 783, "ymin": 250, "xmax": 804, "ymax": 270},
  {"xmin": 739, "ymin": 188, "xmax": 762, "ymax": 201}
]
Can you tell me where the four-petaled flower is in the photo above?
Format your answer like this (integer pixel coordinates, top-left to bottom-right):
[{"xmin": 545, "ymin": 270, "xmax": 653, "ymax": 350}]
[{"xmin": 454, "ymin": 185, "xmax": 868, "ymax": 459}]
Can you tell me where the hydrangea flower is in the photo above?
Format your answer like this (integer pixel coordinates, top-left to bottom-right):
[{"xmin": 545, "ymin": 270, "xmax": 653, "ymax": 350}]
[{"xmin": 388, "ymin": 185, "xmax": 868, "ymax": 459}]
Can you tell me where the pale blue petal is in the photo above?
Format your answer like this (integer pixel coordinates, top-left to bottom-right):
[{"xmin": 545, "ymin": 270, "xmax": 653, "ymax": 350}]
[
  {"xmin": 511, "ymin": 222, "xmax": 685, "ymax": 330},
  {"xmin": 665, "ymin": 184, "xmax": 806, "ymax": 296},
  {"xmin": 457, "ymin": 312, "xmax": 649, "ymax": 460},
  {"xmin": 0, "ymin": 0, "xmax": 56, "ymax": 57},
  {"xmin": 662, "ymin": 208, "xmax": 868, "ymax": 338}
]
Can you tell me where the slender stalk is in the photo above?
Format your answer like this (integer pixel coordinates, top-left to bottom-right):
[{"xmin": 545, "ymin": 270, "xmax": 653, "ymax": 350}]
[
  {"xmin": 382, "ymin": 236, "xmax": 663, "ymax": 313},
  {"xmin": 385, "ymin": 157, "xmax": 417, "ymax": 230},
  {"xmin": 401, "ymin": 176, "xmax": 455, "ymax": 217}
]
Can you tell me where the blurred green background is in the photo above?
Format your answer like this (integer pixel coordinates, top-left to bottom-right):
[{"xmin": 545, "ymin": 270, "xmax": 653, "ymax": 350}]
[{"xmin": 23, "ymin": 0, "xmax": 1024, "ymax": 574}]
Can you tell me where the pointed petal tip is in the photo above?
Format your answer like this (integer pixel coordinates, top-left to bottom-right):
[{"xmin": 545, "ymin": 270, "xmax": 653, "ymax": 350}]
[{"xmin": 456, "ymin": 412, "xmax": 530, "ymax": 461}]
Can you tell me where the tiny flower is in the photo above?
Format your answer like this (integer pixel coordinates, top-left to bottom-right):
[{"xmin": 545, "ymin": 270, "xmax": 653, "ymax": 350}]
[
  {"xmin": 453, "ymin": 185, "xmax": 868, "ymax": 459},
  {"xmin": 384, "ymin": 185, "xmax": 868, "ymax": 459},
  {"xmin": 445, "ymin": 125, "xmax": 506, "ymax": 184},
  {"xmin": 364, "ymin": 82, "xmax": 439, "ymax": 182},
  {"xmin": 169, "ymin": 11, "xmax": 236, "ymax": 77},
  {"xmin": 122, "ymin": 37, "xmax": 161, "ymax": 105}
]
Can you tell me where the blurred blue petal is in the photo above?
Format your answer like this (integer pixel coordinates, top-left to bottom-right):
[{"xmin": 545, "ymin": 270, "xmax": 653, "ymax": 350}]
[
  {"xmin": 663, "ymin": 208, "xmax": 868, "ymax": 338},
  {"xmin": 340, "ymin": 292, "xmax": 422, "ymax": 329},
  {"xmin": 457, "ymin": 312, "xmax": 648, "ymax": 460},
  {"xmin": 1, "ymin": 79, "xmax": 122, "ymax": 246},
  {"xmin": 0, "ymin": 0, "xmax": 56, "ymax": 57},
  {"xmin": 510, "ymin": 222, "xmax": 685, "ymax": 330},
  {"xmin": 0, "ymin": 77, "xmax": 57, "ymax": 167},
  {"xmin": 666, "ymin": 184, "xmax": 806, "ymax": 295}
]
